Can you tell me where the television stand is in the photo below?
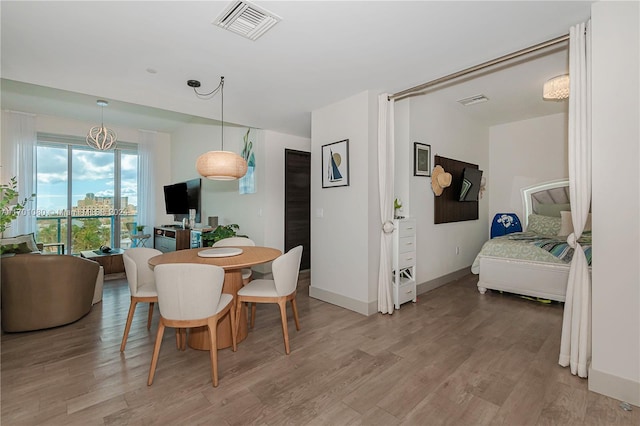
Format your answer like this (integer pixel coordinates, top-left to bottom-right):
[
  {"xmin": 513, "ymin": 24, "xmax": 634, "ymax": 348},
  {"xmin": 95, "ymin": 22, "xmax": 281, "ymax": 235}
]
[{"xmin": 154, "ymin": 227, "xmax": 191, "ymax": 253}]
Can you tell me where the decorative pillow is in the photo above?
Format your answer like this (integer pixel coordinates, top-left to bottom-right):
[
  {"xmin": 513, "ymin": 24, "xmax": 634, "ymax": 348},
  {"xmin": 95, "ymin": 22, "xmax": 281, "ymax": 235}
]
[
  {"xmin": 558, "ymin": 211, "xmax": 592, "ymax": 237},
  {"xmin": 0, "ymin": 241, "xmax": 33, "ymax": 254},
  {"xmin": 0, "ymin": 233, "xmax": 39, "ymax": 252},
  {"xmin": 537, "ymin": 203, "xmax": 571, "ymax": 218},
  {"xmin": 527, "ymin": 214, "xmax": 562, "ymax": 235}
]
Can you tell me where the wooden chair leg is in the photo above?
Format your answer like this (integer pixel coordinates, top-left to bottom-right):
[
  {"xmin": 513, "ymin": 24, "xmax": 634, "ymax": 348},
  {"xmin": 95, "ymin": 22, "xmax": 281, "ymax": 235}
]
[
  {"xmin": 278, "ymin": 300, "xmax": 290, "ymax": 355},
  {"xmin": 234, "ymin": 298, "xmax": 243, "ymax": 343},
  {"xmin": 147, "ymin": 302, "xmax": 155, "ymax": 330},
  {"xmin": 229, "ymin": 303, "xmax": 237, "ymax": 352},
  {"xmin": 120, "ymin": 299, "xmax": 138, "ymax": 352},
  {"xmin": 291, "ymin": 297, "xmax": 301, "ymax": 331},
  {"xmin": 208, "ymin": 318, "xmax": 219, "ymax": 387},
  {"xmin": 250, "ymin": 303, "xmax": 257, "ymax": 329},
  {"xmin": 147, "ymin": 321, "xmax": 166, "ymax": 386},
  {"xmin": 175, "ymin": 328, "xmax": 186, "ymax": 350}
]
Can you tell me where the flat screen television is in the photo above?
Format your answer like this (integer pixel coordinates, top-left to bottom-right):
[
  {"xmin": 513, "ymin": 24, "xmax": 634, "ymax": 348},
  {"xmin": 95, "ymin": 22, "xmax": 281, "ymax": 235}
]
[
  {"xmin": 459, "ymin": 168, "xmax": 483, "ymax": 202},
  {"xmin": 163, "ymin": 178, "xmax": 201, "ymax": 223}
]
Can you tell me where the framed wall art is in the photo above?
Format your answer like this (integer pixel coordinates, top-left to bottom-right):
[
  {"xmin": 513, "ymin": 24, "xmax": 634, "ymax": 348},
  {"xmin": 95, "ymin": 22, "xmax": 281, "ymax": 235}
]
[
  {"xmin": 414, "ymin": 142, "xmax": 431, "ymax": 176},
  {"xmin": 322, "ymin": 139, "xmax": 350, "ymax": 188}
]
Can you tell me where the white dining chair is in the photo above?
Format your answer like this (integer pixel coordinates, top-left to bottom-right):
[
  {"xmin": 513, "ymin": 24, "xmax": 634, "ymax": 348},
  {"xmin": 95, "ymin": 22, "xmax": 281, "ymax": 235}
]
[
  {"xmin": 148, "ymin": 263, "xmax": 236, "ymax": 387},
  {"xmin": 121, "ymin": 247, "xmax": 162, "ymax": 352},
  {"xmin": 234, "ymin": 245, "xmax": 303, "ymax": 354}
]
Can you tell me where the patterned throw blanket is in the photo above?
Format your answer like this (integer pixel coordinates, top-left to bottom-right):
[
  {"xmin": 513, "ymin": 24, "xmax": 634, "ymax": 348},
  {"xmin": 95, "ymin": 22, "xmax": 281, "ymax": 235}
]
[{"xmin": 507, "ymin": 232, "xmax": 592, "ymax": 265}]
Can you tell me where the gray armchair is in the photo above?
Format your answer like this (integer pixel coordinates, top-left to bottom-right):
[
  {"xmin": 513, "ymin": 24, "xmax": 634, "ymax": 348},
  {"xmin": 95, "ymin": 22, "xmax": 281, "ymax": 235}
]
[{"xmin": 1, "ymin": 254, "xmax": 99, "ymax": 332}]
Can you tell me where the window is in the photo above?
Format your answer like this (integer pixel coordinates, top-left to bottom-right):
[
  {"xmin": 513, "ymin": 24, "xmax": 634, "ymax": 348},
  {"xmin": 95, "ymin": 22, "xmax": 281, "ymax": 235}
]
[{"xmin": 36, "ymin": 134, "xmax": 138, "ymax": 254}]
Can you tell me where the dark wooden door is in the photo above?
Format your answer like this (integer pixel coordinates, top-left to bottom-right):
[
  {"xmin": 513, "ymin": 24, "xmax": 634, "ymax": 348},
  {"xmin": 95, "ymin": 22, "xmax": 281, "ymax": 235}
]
[{"xmin": 284, "ymin": 149, "xmax": 311, "ymax": 270}]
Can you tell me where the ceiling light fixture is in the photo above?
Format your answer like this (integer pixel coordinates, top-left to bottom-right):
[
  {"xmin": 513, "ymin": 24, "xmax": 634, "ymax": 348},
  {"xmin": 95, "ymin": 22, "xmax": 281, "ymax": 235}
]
[
  {"xmin": 190, "ymin": 77, "xmax": 248, "ymax": 180},
  {"xmin": 86, "ymin": 100, "xmax": 117, "ymax": 150},
  {"xmin": 543, "ymin": 74, "xmax": 570, "ymax": 100}
]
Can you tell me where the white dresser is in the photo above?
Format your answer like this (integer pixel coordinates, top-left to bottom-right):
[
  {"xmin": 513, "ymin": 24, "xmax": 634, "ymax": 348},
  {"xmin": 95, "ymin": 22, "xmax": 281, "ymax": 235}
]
[{"xmin": 392, "ymin": 218, "xmax": 417, "ymax": 309}]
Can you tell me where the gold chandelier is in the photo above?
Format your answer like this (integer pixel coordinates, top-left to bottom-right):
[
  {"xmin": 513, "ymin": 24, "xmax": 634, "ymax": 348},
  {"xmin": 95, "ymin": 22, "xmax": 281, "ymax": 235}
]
[
  {"xmin": 190, "ymin": 77, "xmax": 248, "ymax": 180},
  {"xmin": 86, "ymin": 100, "xmax": 117, "ymax": 150},
  {"xmin": 543, "ymin": 74, "xmax": 570, "ymax": 100}
]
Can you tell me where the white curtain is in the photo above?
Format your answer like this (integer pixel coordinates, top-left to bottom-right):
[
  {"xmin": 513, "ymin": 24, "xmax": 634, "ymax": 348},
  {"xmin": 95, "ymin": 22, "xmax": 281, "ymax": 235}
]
[
  {"xmin": 377, "ymin": 94, "xmax": 395, "ymax": 314},
  {"xmin": 137, "ymin": 130, "xmax": 157, "ymax": 232},
  {"xmin": 559, "ymin": 21, "xmax": 592, "ymax": 378},
  {"xmin": 1, "ymin": 111, "xmax": 37, "ymax": 236}
]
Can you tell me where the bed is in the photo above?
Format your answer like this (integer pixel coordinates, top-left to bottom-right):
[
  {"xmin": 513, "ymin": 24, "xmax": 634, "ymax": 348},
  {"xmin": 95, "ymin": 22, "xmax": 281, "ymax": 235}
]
[{"xmin": 472, "ymin": 179, "xmax": 592, "ymax": 302}]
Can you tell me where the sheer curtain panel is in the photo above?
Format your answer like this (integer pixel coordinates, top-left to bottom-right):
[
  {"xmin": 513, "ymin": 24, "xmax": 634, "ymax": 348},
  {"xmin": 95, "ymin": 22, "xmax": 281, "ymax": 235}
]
[
  {"xmin": 137, "ymin": 130, "xmax": 157, "ymax": 231},
  {"xmin": 377, "ymin": 94, "xmax": 395, "ymax": 314},
  {"xmin": 559, "ymin": 21, "xmax": 592, "ymax": 378},
  {"xmin": 1, "ymin": 111, "xmax": 37, "ymax": 236}
]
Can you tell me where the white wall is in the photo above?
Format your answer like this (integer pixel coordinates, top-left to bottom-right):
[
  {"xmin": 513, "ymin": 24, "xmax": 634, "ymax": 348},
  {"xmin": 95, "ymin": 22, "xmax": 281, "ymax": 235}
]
[
  {"xmin": 169, "ymin": 123, "xmax": 310, "ymax": 270},
  {"xmin": 169, "ymin": 123, "xmax": 266, "ymax": 243},
  {"xmin": 489, "ymin": 113, "xmax": 568, "ymax": 224},
  {"xmin": 34, "ymin": 113, "xmax": 172, "ymax": 225},
  {"xmin": 402, "ymin": 95, "xmax": 490, "ymax": 285},
  {"xmin": 590, "ymin": 0, "xmax": 640, "ymax": 406},
  {"xmin": 310, "ymin": 91, "xmax": 379, "ymax": 314},
  {"xmin": 262, "ymin": 130, "xmax": 311, "ymax": 252}
]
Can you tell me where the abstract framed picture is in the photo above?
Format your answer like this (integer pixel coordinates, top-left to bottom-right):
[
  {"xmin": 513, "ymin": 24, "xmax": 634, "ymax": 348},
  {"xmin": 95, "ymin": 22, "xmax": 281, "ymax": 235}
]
[
  {"xmin": 322, "ymin": 139, "xmax": 350, "ymax": 188},
  {"xmin": 414, "ymin": 142, "xmax": 431, "ymax": 177}
]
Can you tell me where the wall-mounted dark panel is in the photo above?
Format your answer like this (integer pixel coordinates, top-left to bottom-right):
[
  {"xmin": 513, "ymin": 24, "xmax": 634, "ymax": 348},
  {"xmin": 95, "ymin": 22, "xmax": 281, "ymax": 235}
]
[{"xmin": 434, "ymin": 155, "xmax": 479, "ymax": 224}]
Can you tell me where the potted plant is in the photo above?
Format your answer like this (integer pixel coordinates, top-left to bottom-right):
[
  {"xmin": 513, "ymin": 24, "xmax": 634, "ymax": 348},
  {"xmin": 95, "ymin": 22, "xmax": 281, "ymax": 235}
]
[
  {"xmin": 135, "ymin": 224, "xmax": 146, "ymax": 234},
  {"xmin": 1, "ymin": 177, "xmax": 35, "ymax": 255},
  {"xmin": 201, "ymin": 224, "xmax": 246, "ymax": 247},
  {"xmin": 1, "ymin": 176, "xmax": 34, "ymax": 237},
  {"xmin": 394, "ymin": 198, "xmax": 403, "ymax": 219}
]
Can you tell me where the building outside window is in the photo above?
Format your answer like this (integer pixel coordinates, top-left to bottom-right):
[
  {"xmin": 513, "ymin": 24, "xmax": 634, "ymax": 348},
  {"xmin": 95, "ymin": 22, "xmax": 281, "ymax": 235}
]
[{"xmin": 35, "ymin": 134, "xmax": 138, "ymax": 254}]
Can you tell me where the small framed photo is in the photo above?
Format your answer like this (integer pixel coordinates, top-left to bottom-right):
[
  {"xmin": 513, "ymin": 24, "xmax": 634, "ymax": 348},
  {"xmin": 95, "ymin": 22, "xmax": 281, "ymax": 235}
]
[
  {"xmin": 414, "ymin": 142, "xmax": 431, "ymax": 177},
  {"xmin": 322, "ymin": 139, "xmax": 350, "ymax": 188}
]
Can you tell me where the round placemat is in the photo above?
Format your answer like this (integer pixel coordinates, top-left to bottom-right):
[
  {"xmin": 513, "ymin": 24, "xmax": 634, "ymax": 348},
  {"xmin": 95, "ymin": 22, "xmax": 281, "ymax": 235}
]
[{"xmin": 197, "ymin": 247, "xmax": 243, "ymax": 258}]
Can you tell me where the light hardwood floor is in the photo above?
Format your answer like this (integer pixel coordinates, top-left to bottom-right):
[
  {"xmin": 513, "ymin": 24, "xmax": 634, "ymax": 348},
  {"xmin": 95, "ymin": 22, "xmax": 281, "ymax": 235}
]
[{"xmin": 2, "ymin": 272, "xmax": 637, "ymax": 425}]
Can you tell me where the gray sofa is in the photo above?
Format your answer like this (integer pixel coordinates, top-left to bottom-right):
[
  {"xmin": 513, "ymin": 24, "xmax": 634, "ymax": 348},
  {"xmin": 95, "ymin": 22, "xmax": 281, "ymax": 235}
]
[{"xmin": 1, "ymin": 254, "xmax": 99, "ymax": 332}]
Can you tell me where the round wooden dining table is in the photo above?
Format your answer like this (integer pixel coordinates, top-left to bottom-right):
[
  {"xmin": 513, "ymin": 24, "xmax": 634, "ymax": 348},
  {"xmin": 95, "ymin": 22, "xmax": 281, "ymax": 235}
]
[{"xmin": 148, "ymin": 246, "xmax": 281, "ymax": 350}]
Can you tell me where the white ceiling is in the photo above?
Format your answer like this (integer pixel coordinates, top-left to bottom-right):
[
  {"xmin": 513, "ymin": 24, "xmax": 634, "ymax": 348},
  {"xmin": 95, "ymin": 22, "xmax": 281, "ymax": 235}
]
[{"xmin": 1, "ymin": 1, "xmax": 594, "ymax": 138}]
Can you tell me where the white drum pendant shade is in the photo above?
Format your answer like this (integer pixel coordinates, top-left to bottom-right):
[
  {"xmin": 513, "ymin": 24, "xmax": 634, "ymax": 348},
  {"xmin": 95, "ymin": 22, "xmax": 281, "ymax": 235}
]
[{"xmin": 196, "ymin": 150, "xmax": 248, "ymax": 180}]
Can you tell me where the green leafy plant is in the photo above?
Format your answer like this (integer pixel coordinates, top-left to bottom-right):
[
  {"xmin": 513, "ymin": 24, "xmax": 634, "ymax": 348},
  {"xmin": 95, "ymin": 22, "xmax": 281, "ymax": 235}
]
[
  {"xmin": 201, "ymin": 224, "xmax": 247, "ymax": 247},
  {"xmin": 136, "ymin": 225, "xmax": 145, "ymax": 233},
  {"xmin": 0, "ymin": 176, "xmax": 34, "ymax": 237}
]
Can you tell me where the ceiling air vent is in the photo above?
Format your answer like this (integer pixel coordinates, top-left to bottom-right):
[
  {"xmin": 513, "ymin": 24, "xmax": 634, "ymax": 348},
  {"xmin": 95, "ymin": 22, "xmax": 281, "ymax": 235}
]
[
  {"xmin": 457, "ymin": 94, "xmax": 489, "ymax": 106},
  {"xmin": 214, "ymin": 1, "xmax": 281, "ymax": 41}
]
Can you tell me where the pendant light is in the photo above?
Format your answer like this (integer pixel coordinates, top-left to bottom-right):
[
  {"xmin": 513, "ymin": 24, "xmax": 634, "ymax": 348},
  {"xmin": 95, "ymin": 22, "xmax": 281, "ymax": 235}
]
[
  {"xmin": 543, "ymin": 74, "xmax": 570, "ymax": 100},
  {"xmin": 86, "ymin": 100, "xmax": 117, "ymax": 150},
  {"xmin": 190, "ymin": 77, "xmax": 248, "ymax": 180}
]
